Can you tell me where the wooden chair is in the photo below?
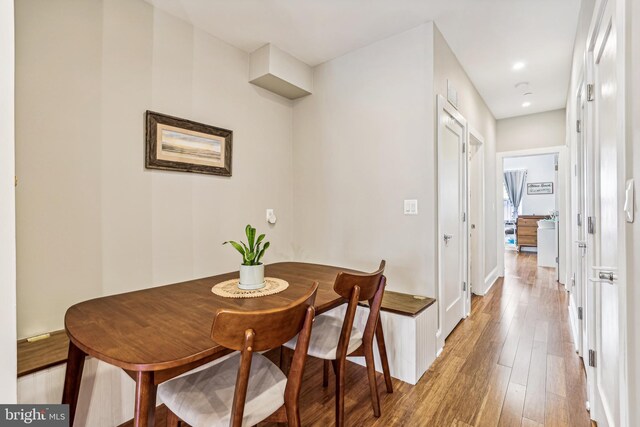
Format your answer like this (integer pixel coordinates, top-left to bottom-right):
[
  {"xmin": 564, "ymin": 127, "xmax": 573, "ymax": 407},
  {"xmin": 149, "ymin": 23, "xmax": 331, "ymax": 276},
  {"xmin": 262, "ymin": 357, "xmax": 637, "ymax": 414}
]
[
  {"xmin": 158, "ymin": 283, "xmax": 318, "ymax": 427},
  {"xmin": 283, "ymin": 261, "xmax": 393, "ymax": 427}
]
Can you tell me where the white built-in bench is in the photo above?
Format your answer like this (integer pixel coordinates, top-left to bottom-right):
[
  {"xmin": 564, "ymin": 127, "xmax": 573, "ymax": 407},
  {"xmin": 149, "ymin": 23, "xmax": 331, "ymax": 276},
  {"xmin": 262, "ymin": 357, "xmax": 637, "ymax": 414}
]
[{"xmin": 331, "ymin": 290, "xmax": 438, "ymax": 385}]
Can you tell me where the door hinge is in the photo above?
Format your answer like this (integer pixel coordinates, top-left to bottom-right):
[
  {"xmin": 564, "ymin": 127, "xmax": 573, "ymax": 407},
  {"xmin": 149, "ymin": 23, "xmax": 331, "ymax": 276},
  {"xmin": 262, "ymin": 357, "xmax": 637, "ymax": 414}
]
[
  {"xmin": 577, "ymin": 213, "xmax": 582, "ymax": 226},
  {"xmin": 462, "ymin": 142, "xmax": 466, "ymax": 153},
  {"xmin": 462, "ymin": 212, "xmax": 466, "ymax": 222},
  {"xmin": 578, "ymin": 307, "xmax": 583, "ymax": 320},
  {"xmin": 588, "ymin": 349, "xmax": 596, "ymax": 367},
  {"xmin": 463, "ymin": 281, "xmax": 467, "ymax": 291},
  {"xmin": 576, "ymin": 119, "xmax": 581, "ymax": 133},
  {"xmin": 587, "ymin": 84, "xmax": 595, "ymax": 101},
  {"xmin": 588, "ymin": 216, "xmax": 595, "ymax": 234}
]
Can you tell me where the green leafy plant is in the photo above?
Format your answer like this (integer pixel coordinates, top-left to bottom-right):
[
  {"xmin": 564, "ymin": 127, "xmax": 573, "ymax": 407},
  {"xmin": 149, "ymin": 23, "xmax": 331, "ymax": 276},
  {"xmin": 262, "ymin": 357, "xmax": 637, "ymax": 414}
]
[{"xmin": 223, "ymin": 224, "xmax": 270, "ymax": 266}]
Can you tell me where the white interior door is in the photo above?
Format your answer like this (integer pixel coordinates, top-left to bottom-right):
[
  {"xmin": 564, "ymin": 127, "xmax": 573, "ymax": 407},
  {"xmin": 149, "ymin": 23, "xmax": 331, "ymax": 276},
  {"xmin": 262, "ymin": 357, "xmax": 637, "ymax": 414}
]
[
  {"xmin": 437, "ymin": 96, "xmax": 468, "ymax": 340},
  {"xmin": 589, "ymin": 2, "xmax": 620, "ymax": 425}
]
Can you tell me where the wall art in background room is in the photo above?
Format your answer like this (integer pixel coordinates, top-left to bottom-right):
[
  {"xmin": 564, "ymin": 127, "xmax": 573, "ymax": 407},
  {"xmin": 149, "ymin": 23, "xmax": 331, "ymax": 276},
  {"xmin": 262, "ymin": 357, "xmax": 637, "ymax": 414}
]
[
  {"xmin": 527, "ymin": 182, "xmax": 553, "ymax": 195},
  {"xmin": 145, "ymin": 111, "xmax": 232, "ymax": 176}
]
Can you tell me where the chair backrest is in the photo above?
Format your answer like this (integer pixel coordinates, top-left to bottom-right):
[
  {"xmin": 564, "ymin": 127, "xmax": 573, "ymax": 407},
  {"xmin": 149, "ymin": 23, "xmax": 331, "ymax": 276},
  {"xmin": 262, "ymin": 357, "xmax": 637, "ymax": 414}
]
[
  {"xmin": 333, "ymin": 261, "xmax": 386, "ymax": 361},
  {"xmin": 210, "ymin": 283, "xmax": 318, "ymax": 427}
]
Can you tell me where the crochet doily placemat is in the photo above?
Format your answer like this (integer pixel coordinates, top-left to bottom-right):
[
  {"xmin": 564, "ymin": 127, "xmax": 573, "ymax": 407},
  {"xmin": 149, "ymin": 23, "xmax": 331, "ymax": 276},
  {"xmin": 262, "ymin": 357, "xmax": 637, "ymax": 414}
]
[{"xmin": 211, "ymin": 277, "xmax": 289, "ymax": 299}]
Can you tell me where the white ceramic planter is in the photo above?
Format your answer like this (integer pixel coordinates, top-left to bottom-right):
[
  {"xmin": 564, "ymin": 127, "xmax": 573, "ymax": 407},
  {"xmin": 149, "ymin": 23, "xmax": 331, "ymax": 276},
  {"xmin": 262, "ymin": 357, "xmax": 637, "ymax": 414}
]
[{"xmin": 239, "ymin": 264, "xmax": 265, "ymax": 290}]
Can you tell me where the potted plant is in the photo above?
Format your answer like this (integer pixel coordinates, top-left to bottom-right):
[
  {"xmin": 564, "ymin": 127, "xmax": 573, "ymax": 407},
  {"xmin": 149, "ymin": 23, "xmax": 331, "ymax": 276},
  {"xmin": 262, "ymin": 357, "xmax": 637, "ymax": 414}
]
[{"xmin": 224, "ymin": 224, "xmax": 270, "ymax": 290}]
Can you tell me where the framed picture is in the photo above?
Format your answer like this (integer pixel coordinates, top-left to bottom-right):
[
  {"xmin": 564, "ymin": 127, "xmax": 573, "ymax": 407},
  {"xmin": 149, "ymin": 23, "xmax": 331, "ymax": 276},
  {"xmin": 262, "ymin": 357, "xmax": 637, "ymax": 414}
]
[
  {"xmin": 145, "ymin": 111, "xmax": 232, "ymax": 176},
  {"xmin": 527, "ymin": 182, "xmax": 553, "ymax": 195}
]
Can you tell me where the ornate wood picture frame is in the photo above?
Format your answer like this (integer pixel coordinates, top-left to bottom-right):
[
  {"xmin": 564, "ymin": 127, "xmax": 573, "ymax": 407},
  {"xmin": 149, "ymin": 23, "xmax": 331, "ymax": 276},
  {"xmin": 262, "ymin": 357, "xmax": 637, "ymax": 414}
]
[{"xmin": 145, "ymin": 111, "xmax": 232, "ymax": 176}]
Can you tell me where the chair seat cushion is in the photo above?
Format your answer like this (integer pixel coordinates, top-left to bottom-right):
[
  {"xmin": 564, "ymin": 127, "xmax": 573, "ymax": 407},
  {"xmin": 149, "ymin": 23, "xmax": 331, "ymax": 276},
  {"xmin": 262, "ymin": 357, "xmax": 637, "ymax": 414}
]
[
  {"xmin": 158, "ymin": 353, "xmax": 285, "ymax": 427},
  {"xmin": 284, "ymin": 312, "xmax": 363, "ymax": 359}
]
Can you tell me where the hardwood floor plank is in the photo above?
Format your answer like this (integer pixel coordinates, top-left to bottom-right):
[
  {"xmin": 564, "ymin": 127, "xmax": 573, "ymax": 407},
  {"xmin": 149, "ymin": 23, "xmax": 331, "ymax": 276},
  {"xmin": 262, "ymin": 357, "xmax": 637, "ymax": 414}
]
[
  {"xmin": 497, "ymin": 382, "xmax": 527, "ymax": 427},
  {"xmin": 545, "ymin": 391, "xmax": 571, "ymax": 427},
  {"xmin": 546, "ymin": 354, "xmax": 567, "ymax": 397},
  {"xmin": 534, "ymin": 320, "xmax": 549, "ymax": 343},
  {"xmin": 521, "ymin": 417, "xmax": 543, "ymax": 427},
  {"xmin": 497, "ymin": 307, "xmax": 526, "ymax": 367},
  {"xmin": 410, "ymin": 356, "xmax": 467, "ymax": 424},
  {"xmin": 475, "ymin": 364, "xmax": 512, "ymax": 427},
  {"xmin": 523, "ymin": 340, "xmax": 548, "ymax": 423},
  {"xmin": 510, "ymin": 317, "xmax": 536, "ymax": 385},
  {"xmin": 450, "ymin": 419, "xmax": 474, "ymax": 427}
]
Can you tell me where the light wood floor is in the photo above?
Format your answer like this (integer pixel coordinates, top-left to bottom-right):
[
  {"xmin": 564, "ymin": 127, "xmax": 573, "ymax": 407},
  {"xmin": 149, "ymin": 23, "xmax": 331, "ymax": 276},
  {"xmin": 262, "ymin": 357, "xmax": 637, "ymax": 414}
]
[{"xmin": 139, "ymin": 252, "xmax": 592, "ymax": 426}]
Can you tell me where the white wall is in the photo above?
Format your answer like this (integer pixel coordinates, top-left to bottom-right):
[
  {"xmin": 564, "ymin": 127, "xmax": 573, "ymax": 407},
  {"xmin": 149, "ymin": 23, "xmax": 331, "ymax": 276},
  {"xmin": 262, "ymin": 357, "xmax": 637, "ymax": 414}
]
[
  {"xmin": 503, "ymin": 154, "xmax": 557, "ymax": 216},
  {"xmin": 292, "ymin": 23, "xmax": 436, "ymax": 297},
  {"xmin": 291, "ymin": 22, "xmax": 498, "ymax": 344},
  {"xmin": 0, "ymin": 0, "xmax": 17, "ymax": 403},
  {"xmin": 433, "ymin": 25, "xmax": 498, "ymax": 284},
  {"xmin": 15, "ymin": 0, "xmax": 295, "ymax": 338},
  {"xmin": 497, "ymin": 109, "xmax": 566, "ymax": 153}
]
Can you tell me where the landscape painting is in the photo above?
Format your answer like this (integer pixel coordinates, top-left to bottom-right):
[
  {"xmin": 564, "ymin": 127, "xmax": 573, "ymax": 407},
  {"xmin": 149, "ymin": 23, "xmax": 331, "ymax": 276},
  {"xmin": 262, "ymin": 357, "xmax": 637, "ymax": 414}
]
[{"xmin": 145, "ymin": 111, "xmax": 232, "ymax": 176}]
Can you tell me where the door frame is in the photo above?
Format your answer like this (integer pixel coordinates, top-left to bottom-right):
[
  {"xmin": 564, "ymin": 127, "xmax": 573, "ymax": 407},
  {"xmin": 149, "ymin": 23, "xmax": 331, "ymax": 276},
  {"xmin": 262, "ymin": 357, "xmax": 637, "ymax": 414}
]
[
  {"xmin": 467, "ymin": 127, "xmax": 485, "ymax": 299},
  {"xmin": 496, "ymin": 145, "xmax": 569, "ymax": 282},
  {"xmin": 436, "ymin": 95, "xmax": 468, "ymax": 353},
  {"xmin": 571, "ymin": 76, "xmax": 589, "ymax": 361},
  {"xmin": 0, "ymin": 0, "xmax": 17, "ymax": 402}
]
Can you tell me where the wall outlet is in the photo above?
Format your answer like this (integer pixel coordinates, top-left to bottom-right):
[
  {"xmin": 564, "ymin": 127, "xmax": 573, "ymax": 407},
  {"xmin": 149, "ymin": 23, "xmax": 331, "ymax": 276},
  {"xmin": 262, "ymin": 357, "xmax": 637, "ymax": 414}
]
[{"xmin": 404, "ymin": 199, "xmax": 418, "ymax": 215}]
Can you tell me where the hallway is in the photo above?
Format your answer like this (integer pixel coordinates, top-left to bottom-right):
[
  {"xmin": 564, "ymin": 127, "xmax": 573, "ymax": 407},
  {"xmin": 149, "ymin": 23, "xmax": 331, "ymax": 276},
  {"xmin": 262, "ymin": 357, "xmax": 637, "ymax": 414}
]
[{"xmin": 277, "ymin": 252, "xmax": 591, "ymax": 426}]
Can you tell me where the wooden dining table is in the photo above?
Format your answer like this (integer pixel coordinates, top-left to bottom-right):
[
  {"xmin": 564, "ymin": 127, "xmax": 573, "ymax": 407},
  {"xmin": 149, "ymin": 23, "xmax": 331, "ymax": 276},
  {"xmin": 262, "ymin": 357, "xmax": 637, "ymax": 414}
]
[{"xmin": 62, "ymin": 262, "xmax": 365, "ymax": 427}]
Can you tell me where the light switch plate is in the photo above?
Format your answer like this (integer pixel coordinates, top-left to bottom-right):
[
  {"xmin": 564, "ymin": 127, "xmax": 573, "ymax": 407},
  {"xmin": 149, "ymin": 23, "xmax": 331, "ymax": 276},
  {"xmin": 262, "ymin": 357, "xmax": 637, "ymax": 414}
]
[{"xmin": 404, "ymin": 199, "xmax": 418, "ymax": 215}]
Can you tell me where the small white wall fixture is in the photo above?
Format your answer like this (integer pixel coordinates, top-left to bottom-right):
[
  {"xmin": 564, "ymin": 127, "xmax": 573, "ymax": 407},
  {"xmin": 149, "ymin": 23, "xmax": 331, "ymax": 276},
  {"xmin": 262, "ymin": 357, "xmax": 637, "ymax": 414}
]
[{"xmin": 249, "ymin": 43, "xmax": 312, "ymax": 99}]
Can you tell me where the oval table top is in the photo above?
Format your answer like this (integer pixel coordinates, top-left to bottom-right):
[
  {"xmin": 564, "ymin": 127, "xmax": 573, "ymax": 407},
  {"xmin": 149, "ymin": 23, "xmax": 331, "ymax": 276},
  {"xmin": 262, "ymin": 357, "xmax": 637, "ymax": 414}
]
[{"xmin": 65, "ymin": 262, "xmax": 355, "ymax": 372}]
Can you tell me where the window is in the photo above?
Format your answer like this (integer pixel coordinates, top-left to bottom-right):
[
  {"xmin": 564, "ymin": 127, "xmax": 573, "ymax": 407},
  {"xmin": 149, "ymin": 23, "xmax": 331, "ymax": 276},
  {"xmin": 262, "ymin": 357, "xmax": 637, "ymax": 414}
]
[{"xmin": 503, "ymin": 183, "xmax": 522, "ymax": 221}]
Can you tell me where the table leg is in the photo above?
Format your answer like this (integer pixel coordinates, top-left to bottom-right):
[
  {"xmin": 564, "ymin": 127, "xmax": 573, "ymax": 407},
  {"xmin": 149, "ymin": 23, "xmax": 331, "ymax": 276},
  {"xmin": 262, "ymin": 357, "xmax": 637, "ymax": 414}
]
[
  {"xmin": 62, "ymin": 341, "xmax": 86, "ymax": 426},
  {"xmin": 134, "ymin": 371, "xmax": 157, "ymax": 427}
]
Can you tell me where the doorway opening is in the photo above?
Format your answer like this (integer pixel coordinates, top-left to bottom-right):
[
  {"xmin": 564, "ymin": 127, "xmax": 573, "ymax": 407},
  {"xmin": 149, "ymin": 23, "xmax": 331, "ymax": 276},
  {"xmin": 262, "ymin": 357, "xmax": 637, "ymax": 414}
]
[
  {"xmin": 503, "ymin": 153, "xmax": 559, "ymax": 275},
  {"xmin": 497, "ymin": 147, "xmax": 567, "ymax": 283}
]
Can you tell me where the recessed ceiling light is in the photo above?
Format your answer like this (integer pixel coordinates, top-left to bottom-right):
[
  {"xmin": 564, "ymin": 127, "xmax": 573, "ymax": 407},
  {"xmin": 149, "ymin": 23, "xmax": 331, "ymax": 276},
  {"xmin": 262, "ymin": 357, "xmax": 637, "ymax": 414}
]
[
  {"xmin": 513, "ymin": 62, "xmax": 525, "ymax": 71},
  {"xmin": 522, "ymin": 101, "xmax": 531, "ymax": 108}
]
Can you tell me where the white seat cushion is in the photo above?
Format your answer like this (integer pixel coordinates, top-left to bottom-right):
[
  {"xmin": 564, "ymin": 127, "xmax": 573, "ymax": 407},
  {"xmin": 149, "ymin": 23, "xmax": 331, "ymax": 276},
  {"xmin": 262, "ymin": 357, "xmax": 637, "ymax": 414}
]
[
  {"xmin": 284, "ymin": 312, "xmax": 363, "ymax": 359},
  {"xmin": 158, "ymin": 353, "xmax": 286, "ymax": 427}
]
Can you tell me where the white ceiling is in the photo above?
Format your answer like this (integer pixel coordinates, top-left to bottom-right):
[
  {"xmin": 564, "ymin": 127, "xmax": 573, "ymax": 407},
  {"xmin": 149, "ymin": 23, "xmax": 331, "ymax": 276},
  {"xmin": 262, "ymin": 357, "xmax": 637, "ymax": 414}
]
[{"xmin": 145, "ymin": 0, "xmax": 581, "ymax": 119}]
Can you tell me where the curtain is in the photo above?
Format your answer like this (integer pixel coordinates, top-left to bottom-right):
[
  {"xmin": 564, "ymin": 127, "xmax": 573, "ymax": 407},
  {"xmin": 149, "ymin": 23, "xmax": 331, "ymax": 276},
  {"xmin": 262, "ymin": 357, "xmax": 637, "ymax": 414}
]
[{"xmin": 504, "ymin": 169, "xmax": 527, "ymax": 219}]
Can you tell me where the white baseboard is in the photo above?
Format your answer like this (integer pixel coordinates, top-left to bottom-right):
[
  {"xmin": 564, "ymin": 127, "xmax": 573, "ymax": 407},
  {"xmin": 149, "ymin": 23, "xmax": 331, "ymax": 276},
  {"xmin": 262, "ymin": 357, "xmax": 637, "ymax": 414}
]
[{"xmin": 475, "ymin": 266, "xmax": 500, "ymax": 296}]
